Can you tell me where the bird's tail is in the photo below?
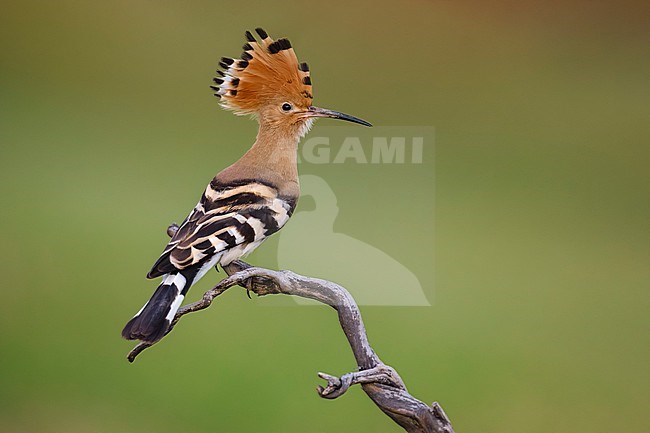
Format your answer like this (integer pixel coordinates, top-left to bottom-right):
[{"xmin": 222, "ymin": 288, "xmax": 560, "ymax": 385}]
[{"xmin": 121, "ymin": 273, "xmax": 189, "ymax": 344}]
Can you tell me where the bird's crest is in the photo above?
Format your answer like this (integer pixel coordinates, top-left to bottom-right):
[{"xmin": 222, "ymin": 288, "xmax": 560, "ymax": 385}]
[{"xmin": 211, "ymin": 28, "xmax": 313, "ymax": 115}]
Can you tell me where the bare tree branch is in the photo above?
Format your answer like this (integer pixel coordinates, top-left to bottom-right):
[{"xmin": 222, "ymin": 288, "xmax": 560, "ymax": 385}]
[{"xmin": 126, "ymin": 224, "xmax": 454, "ymax": 433}]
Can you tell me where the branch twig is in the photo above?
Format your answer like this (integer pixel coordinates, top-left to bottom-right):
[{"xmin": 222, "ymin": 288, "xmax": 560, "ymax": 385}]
[{"xmin": 126, "ymin": 224, "xmax": 454, "ymax": 433}]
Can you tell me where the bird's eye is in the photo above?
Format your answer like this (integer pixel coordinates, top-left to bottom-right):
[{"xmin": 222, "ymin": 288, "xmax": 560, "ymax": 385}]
[{"xmin": 281, "ymin": 103, "xmax": 292, "ymax": 112}]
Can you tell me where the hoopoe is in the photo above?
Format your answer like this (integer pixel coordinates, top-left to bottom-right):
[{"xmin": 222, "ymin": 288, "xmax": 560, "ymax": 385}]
[{"xmin": 122, "ymin": 28, "xmax": 371, "ymax": 344}]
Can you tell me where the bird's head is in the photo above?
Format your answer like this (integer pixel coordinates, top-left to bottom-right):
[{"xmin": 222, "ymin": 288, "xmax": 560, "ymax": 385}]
[{"xmin": 211, "ymin": 28, "xmax": 371, "ymax": 138}]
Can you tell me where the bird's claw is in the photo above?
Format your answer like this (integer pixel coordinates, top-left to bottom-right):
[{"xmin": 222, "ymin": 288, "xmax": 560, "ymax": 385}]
[{"xmin": 241, "ymin": 275, "xmax": 278, "ymax": 297}]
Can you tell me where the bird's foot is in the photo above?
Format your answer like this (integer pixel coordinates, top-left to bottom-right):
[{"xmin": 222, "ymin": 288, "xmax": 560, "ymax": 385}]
[
  {"xmin": 222, "ymin": 261, "xmax": 280, "ymax": 296},
  {"xmin": 246, "ymin": 276, "xmax": 276, "ymax": 294},
  {"xmin": 240, "ymin": 275, "xmax": 274, "ymax": 297}
]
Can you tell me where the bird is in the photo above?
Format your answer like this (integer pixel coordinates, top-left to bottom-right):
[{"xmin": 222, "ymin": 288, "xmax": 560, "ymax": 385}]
[
  {"xmin": 278, "ymin": 175, "xmax": 430, "ymax": 306},
  {"xmin": 122, "ymin": 28, "xmax": 371, "ymax": 344}
]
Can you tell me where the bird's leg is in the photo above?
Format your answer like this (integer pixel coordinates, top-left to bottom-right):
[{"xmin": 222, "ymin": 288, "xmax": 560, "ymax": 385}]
[{"xmin": 219, "ymin": 264, "xmax": 251, "ymax": 297}]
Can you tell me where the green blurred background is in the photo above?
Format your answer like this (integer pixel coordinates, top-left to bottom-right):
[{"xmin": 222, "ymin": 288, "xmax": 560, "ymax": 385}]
[{"xmin": 1, "ymin": 1, "xmax": 648, "ymax": 432}]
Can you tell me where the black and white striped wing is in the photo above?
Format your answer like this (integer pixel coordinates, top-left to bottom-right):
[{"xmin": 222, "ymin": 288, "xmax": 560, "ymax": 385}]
[{"xmin": 147, "ymin": 180, "xmax": 294, "ymax": 279}]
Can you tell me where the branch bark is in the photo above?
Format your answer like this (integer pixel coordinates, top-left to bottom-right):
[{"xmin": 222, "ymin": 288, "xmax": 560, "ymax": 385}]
[{"xmin": 126, "ymin": 225, "xmax": 454, "ymax": 433}]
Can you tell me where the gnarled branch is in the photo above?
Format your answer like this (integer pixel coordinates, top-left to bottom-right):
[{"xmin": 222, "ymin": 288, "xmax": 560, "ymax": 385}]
[{"xmin": 126, "ymin": 224, "xmax": 454, "ymax": 433}]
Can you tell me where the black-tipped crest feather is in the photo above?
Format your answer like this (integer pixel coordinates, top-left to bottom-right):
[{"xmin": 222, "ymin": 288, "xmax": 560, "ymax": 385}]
[
  {"xmin": 268, "ymin": 38, "xmax": 292, "ymax": 54},
  {"xmin": 211, "ymin": 28, "xmax": 313, "ymax": 111}
]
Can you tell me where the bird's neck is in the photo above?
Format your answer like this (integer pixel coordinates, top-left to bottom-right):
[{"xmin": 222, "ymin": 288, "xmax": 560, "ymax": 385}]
[
  {"xmin": 218, "ymin": 122, "xmax": 301, "ymax": 197},
  {"xmin": 245, "ymin": 122, "xmax": 300, "ymax": 176}
]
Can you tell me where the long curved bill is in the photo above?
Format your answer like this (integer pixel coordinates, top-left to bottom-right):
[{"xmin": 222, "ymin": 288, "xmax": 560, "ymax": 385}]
[{"xmin": 306, "ymin": 106, "xmax": 372, "ymax": 127}]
